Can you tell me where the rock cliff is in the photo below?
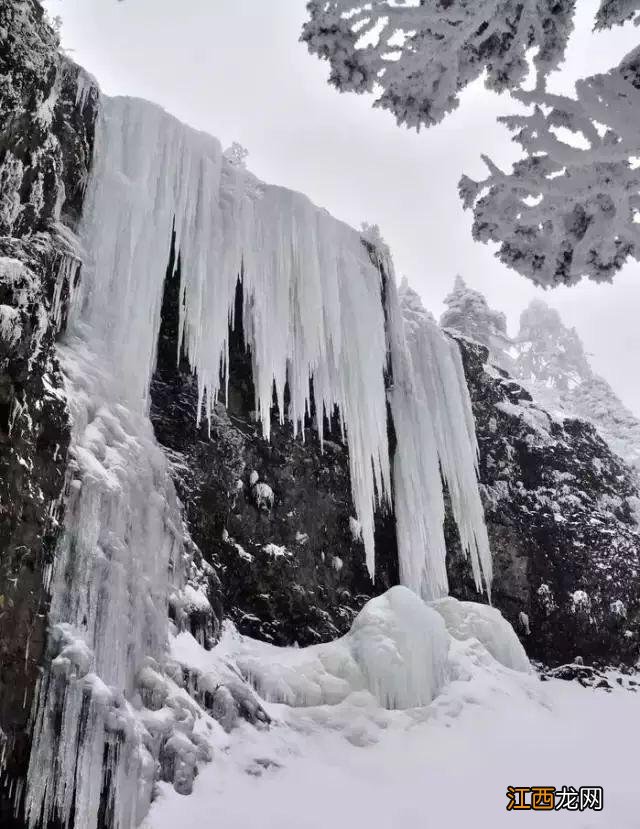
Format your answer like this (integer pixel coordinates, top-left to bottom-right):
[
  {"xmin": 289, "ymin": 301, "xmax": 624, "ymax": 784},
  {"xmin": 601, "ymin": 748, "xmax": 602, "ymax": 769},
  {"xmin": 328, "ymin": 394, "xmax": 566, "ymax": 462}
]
[
  {"xmin": 0, "ymin": 2, "xmax": 97, "ymax": 823},
  {"xmin": 447, "ymin": 335, "xmax": 640, "ymax": 667}
]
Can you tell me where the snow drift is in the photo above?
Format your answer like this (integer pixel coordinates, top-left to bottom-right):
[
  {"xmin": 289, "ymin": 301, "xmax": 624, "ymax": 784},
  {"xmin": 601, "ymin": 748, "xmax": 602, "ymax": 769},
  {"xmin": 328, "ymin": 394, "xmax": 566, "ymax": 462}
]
[{"xmin": 431, "ymin": 597, "xmax": 530, "ymax": 673}]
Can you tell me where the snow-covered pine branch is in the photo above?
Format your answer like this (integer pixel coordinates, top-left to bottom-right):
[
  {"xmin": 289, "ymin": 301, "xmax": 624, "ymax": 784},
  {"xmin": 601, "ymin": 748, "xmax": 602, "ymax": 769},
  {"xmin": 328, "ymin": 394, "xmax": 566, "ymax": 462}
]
[
  {"xmin": 459, "ymin": 47, "xmax": 640, "ymax": 286},
  {"xmin": 594, "ymin": 0, "xmax": 640, "ymax": 29},
  {"xmin": 301, "ymin": 0, "xmax": 575, "ymax": 130}
]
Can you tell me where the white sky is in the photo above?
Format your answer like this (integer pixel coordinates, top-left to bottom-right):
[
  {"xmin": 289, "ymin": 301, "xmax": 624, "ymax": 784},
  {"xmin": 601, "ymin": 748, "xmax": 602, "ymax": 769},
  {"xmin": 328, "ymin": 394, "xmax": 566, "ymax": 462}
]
[{"xmin": 45, "ymin": 0, "xmax": 640, "ymax": 414}]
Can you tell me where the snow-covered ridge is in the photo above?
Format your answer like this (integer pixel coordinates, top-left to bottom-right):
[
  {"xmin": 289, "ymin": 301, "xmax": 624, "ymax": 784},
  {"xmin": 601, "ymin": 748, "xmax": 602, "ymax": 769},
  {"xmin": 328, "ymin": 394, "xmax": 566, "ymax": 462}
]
[{"xmin": 441, "ymin": 279, "xmax": 640, "ymax": 475}]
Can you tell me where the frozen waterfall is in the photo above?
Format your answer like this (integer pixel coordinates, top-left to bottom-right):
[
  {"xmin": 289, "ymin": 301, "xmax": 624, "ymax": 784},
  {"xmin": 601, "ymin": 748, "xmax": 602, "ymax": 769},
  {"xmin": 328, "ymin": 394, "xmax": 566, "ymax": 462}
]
[
  {"xmin": 78, "ymin": 96, "xmax": 392, "ymax": 577},
  {"xmin": 25, "ymin": 91, "xmax": 492, "ymax": 829}
]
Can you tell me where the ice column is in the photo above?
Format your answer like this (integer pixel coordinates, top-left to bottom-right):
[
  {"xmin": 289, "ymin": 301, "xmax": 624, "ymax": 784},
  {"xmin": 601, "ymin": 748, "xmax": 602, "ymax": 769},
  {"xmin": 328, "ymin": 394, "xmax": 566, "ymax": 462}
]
[{"xmin": 386, "ymin": 269, "xmax": 492, "ymax": 600}]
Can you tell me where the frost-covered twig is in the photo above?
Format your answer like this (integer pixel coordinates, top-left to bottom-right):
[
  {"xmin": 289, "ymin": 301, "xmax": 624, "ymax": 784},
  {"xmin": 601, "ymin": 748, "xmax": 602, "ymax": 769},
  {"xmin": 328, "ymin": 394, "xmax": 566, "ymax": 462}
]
[
  {"xmin": 301, "ymin": 0, "xmax": 576, "ymax": 129},
  {"xmin": 459, "ymin": 49, "xmax": 640, "ymax": 286}
]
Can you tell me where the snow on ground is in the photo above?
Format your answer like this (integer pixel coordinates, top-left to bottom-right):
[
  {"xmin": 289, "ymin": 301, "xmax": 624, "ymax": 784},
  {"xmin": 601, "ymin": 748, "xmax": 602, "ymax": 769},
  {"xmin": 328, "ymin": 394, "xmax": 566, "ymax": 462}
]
[{"xmin": 145, "ymin": 589, "xmax": 640, "ymax": 829}]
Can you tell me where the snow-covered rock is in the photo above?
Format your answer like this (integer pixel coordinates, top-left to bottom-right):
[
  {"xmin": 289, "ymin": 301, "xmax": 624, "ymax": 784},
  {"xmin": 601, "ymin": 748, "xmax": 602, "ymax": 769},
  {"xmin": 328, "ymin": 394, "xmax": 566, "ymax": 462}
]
[
  {"xmin": 431, "ymin": 596, "xmax": 530, "ymax": 673},
  {"xmin": 446, "ymin": 332, "xmax": 640, "ymax": 667}
]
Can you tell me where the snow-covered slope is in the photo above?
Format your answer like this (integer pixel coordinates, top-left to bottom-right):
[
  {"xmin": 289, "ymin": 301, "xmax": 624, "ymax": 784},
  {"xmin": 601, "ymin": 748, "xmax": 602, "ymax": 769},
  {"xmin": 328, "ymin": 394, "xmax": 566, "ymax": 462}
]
[
  {"xmin": 146, "ymin": 665, "xmax": 640, "ymax": 829},
  {"xmin": 145, "ymin": 592, "xmax": 640, "ymax": 829}
]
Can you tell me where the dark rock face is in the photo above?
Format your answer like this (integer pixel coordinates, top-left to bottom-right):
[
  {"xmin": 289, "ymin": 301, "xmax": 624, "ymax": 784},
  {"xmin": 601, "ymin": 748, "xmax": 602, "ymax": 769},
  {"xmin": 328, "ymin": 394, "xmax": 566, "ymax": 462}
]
[
  {"xmin": 150, "ymin": 251, "xmax": 640, "ymax": 669},
  {"xmin": 446, "ymin": 335, "xmax": 640, "ymax": 668},
  {"xmin": 0, "ymin": 2, "xmax": 98, "ymax": 823},
  {"xmin": 0, "ymin": 239, "xmax": 69, "ymax": 824},
  {"xmin": 150, "ymin": 255, "xmax": 399, "ymax": 647}
]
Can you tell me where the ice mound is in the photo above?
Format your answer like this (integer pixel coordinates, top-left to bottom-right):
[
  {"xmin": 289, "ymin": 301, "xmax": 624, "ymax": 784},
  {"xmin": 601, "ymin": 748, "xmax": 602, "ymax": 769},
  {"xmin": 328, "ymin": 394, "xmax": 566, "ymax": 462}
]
[
  {"xmin": 230, "ymin": 586, "xmax": 449, "ymax": 711},
  {"xmin": 349, "ymin": 586, "xmax": 449, "ymax": 708},
  {"xmin": 431, "ymin": 596, "xmax": 530, "ymax": 673}
]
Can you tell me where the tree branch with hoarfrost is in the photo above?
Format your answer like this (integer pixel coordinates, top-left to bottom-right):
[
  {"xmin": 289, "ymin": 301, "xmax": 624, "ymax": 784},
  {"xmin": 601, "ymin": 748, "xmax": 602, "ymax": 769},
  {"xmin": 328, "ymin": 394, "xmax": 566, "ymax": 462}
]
[
  {"xmin": 303, "ymin": 2, "xmax": 640, "ymax": 286},
  {"xmin": 459, "ymin": 47, "xmax": 640, "ymax": 286},
  {"xmin": 594, "ymin": 0, "xmax": 640, "ymax": 29},
  {"xmin": 301, "ymin": 0, "xmax": 576, "ymax": 129}
]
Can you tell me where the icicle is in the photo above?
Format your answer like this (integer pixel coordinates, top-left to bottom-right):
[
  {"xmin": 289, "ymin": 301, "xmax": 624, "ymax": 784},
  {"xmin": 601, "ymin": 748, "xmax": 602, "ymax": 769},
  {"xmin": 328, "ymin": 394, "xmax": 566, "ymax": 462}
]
[
  {"xmin": 386, "ymin": 271, "xmax": 492, "ymax": 601},
  {"xmin": 74, "ymin": 66, "xmax": 98, "ymax": 114},
  {"xmin": 24, "ymin": 334, "xmax": 186, "ymax": 829},
  {"xmin": 51, "ymin": 252, "xmax": 82, "ymax": 331}
]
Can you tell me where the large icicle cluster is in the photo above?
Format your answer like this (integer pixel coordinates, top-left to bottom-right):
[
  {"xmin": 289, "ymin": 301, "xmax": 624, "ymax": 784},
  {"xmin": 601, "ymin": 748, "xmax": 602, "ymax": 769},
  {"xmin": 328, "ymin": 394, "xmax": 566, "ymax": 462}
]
[
  {"xmin": 24, "ymin": 89, "xmax": 494, "ymax": 829},
  {"xmin": 80, "ymin": 96, "xmax": 391, "ymax": 576},
  {"xmin": 386, "ymin": 274, "xmax": 492, "ymax": 601}
]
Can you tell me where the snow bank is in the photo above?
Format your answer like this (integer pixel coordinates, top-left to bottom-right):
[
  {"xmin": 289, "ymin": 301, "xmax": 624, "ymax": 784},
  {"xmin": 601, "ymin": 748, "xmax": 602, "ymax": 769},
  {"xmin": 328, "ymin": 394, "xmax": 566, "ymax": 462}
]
[
  {"xmin": 143, "ymin": 589, "xmax": 546, "ymax": 829},
  {"xmin": 145, "ymin": 656, "xmax": 640, "ymax": 829},
  {"xmin": 431, "ymin": 597, "xmax": 530, "ymax": 673}
]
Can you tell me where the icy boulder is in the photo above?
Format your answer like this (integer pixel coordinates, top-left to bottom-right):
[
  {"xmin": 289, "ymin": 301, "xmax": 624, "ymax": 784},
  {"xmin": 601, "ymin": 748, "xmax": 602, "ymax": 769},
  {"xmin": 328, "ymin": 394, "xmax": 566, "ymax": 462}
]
[
  {"xmin": 348, "ymin": 586, "xmax": 449, "ymax": 709},
  {"xmin": 431, "ymin": 596, "xmax": 530, "ymax": 673}
]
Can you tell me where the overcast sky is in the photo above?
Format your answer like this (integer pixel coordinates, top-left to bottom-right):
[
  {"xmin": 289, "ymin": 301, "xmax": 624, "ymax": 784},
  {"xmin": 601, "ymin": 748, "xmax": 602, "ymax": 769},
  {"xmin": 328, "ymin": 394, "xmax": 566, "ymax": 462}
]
[{"xmin": 45, "ymin": 0, "xmax": 640, "ymax": 414}]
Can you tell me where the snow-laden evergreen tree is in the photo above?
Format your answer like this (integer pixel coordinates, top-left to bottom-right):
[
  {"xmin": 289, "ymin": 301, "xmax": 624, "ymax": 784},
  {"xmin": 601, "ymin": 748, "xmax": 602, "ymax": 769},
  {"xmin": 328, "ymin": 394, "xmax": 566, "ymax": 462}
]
[
  {"xmin": 513, "ymin": 299, "xmax": 640, "ymax": 468},
  {"xmin": 515, "ymin": 300, "xmax": 591, "ymax": 392},
  {"xmin": 302, "ymin": 1, "xmax": 640, "ymax": 285},
  {"xmin": 440, "ymin": 275, "xmax": 513, "ymax": 368},
  {"xmin": 223, "ymin": 141, "xmax": 249, "ymax": 169},
  {"xmin": 595, "ymin": 0, "xmax": 640, "ymax": 28}
]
